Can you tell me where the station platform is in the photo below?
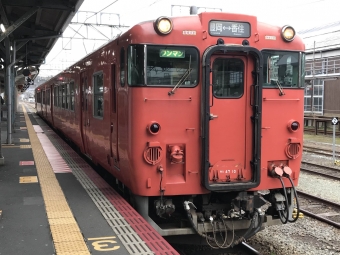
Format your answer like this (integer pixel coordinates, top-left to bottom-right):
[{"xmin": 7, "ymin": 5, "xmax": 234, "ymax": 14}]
[{"xmin": 0, "ymin": 102, "xmax": 179, "ymax": 255}]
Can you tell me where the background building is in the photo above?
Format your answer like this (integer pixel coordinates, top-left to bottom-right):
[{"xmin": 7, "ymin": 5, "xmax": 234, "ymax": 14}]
[{"xmin": 301, "ymin": 21, "xmax": 340, "ymax": 117}]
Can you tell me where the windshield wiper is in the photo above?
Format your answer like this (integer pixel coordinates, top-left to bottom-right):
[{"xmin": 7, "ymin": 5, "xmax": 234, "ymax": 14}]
[
  {"xmin": 276, "ymin": 80, "xmax": 285, "ymax": 96},
  {"xmin": 168, "ymin": 68, "xmax": 192, "ymax": 96},
  {"xmin": 168, "ymin": 55, "xmax": 192, "ymax": 96}
]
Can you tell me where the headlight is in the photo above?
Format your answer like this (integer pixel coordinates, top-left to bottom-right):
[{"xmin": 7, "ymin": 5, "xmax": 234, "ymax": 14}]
[
  {"xmin": 281, "ymin": 25, "xmax": 295, "ymax": 42},
  {"xmin": 154, "ymin": 17, "xmax": 173, "ymax": 35}
]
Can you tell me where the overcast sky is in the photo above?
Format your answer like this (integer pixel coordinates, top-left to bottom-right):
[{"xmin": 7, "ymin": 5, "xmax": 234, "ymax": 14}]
[
  {"xmin": 77, "ymin": 0, "xmax": 338, "ymax": 31},
  {"xmin": 38, "ymin": 0, "xmax": 338, "ymax": 78}
]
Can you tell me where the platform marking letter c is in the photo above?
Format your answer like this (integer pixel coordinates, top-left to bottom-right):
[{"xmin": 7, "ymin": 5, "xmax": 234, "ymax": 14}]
[{"xmin": 88, "ymin": 236, "xmax": 120, "ymax": 251}]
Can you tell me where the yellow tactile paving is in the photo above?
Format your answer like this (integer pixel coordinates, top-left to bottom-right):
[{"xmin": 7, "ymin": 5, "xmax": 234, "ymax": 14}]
[
  {"xmin": 39, "ymin": 177, "xmax": 62, "ymax": 186},
  {"xmin": 50, "ymin": 223, "xmax": 85, "ymax": 234},
  {"xmin": 37, "ymin": 172, "xmax": 58, "ymax": 179},
  {"xmin": 39, "ymin": 183, "xmax": 64, "ymax": 191},
  {"xmin": 40, "ymin": 186, "xmax": 65, "ymax": 194},
  {"xmin": 47, "ymin": 211, "xmax": 75, "ymax": 219},
  {"xmin": 43, "ymin": 195, "xmax": 71, "ymax": 202},
  {"xmin": 54, "ymin": 241, "xmax": 89, "ymax": 254},
  {"xmin": 45, "ymin": 202, "xmax": 71, "ymax": 212},
  {"xmin": 22, "ymin": 105, "xmax": 90, "ymax": 255},
  {"xmin": 40, "ymin": 186, "xmax": 62, "ymax": 194},
  {"xmin": 54, "ymin": 250, "xmax": 91, "ymax": 255},
  {"xmin": 20, "ymin": 145, "xmax": 32, "ymax": 149},
  {"xmin": 49, "ymin": 218, "xmax": 78, "ymax": 225},
  {"xmin": 52, "ymin": 230, "xmax": 85, "ymax": 243}
]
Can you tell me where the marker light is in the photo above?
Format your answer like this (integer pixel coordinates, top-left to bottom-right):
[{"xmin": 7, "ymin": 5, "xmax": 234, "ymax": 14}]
[
  {"xmin": 148, "ymin": 122, "xmax": 161, "ymax": 135},
  {"xmin": 150, "ymin": 124, "xmax": 159, "ymax": 133},
  {"xmin": 281, "ymin": 25, "xmax": 295, "ymax": 42},
  {"xmin": 287, "ymin": 120, "xmax": 300, "ymax": 132},
  {"xmin": 291, "ymin": 122, "xmax": 299, "ymax": 131},
  {"xmin": 154, "ymin": 17, "xmax": 173, "ymax": 35}
]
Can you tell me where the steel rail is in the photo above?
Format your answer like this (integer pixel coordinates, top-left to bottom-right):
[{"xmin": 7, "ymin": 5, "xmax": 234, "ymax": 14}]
[
  {"xmin": 300, "ymin": 167, "xmax": 340, "ymax": 181},
  {"xmin": 241, "ymin": 241, "xmax": 260, "ymax": 254},
  {"xmin": 297, "ymin": 190, "xmax": 340, "ymax": 229}
]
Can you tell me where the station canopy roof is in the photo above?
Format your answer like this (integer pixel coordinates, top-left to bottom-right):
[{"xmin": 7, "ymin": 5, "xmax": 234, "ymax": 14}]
[{"xmin": 0, "ymin": 0, "xmax": 84, "ymax": 91}]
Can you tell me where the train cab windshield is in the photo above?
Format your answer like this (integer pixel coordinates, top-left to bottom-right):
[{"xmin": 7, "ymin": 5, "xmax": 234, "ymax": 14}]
[
  {"xmin": 128, "ymin": 45, "xmax": 199, "ymax": 86},
  {"xmin": 262, "ymin": 50, "xmax": 305, "ymax": 88}
]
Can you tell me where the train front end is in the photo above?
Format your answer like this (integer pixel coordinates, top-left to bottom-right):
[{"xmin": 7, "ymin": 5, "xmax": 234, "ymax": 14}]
[{"xmin": 125, "ymin": 12, "xmax": 305, "ymax": 246}]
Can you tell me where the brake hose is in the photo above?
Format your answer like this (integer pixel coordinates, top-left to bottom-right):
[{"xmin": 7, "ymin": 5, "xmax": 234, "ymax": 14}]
[
  {"xmin": 284, "ymin": 174, "xmax": 300, "ymax": 222},
  {"xmin": 278, "ymin": 177, "xmax": 289, "ymax": 224}
]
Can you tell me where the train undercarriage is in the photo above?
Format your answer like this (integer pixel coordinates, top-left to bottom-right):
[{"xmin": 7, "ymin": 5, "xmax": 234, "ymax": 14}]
[{"xmin": 131, "ymin": 188, "xmax": 295, "ymax": 247}]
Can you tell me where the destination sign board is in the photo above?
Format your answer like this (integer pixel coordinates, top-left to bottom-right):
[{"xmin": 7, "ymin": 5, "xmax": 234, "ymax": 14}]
[
  {"xmin": 209, "ymin": 21, "xmax": 250, "ymax": 38},
  {"xmin": 159, "ymin": 49, "xmax": 185, "ymax": 58}
]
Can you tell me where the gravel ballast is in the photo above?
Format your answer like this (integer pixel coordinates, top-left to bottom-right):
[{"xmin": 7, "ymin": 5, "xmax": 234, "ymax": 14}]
[{"xmin": 248, "ymin": 135, "xmax": 340, "ymax": 255}]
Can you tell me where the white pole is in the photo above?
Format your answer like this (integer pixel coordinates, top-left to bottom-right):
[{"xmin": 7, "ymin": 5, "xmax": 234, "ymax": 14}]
[{"xmin": 333, "ymin": 124, "xmax": 336, "ymax": 161}]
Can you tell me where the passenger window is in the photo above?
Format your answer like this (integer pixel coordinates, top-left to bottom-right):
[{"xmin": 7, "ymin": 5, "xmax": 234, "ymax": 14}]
[
  {"xmin": 54, "ymin": 87, "xmax": 58, "ymax": 106},
  {"xmin": 69, "ymin": 81, "xmax": 75, "ymax": 111},
  {"xmin": 62, "ymin": 85, "xmax": 66, "ymax": 109},
  {"xmin": 93, "ymin": 72, "xmax": 104, "ymax": 118},
  {"xmin": 46, "ymin": 89, "xmax": 50, "ymax": 106},
  {"xmin": 120, "ymin": 48, "xmax": 125, "ymax": 86},
  {"xmin": 65, "ymin": 84, "xmax": 69, "ymax": 109},
  {"xmin": 58, "ymin": 86, "xmax": 62, "ymax": 107}
]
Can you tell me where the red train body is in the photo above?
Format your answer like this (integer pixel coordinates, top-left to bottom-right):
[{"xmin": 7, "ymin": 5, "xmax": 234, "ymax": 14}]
[{"xmin": 36, "ymin": 10, "xmax": 305, "ymax": 246}]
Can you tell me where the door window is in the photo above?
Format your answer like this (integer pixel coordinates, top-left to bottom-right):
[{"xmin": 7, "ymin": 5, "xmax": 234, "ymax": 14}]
[{"xmin": 212, "ymin": 58, "xmax": 244, "ymax": 98}]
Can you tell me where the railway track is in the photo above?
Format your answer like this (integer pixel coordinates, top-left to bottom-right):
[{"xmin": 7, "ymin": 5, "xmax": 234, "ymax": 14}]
[
  {"xmin": 303, "ymin": 145, "xmax": 340, "ymax": 157},
  {"xmin": 298, "ymin": 191, "xmax": 340, "ymax": 229},
  {"xmin": 172, "ymin": 242, "xmax": 260, "ymax": 255},
  {"xmin": 301, "ymin": 161, "xmax": 340, "ymax": 181},
  {"xmin": 300, "ymin": 145, "xmax": 340, "ymax": 228}
]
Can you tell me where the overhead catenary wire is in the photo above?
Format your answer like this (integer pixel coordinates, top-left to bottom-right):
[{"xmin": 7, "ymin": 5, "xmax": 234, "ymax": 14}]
[
  {"xmin": 44, "ymin": 0, "xmax": 164, "ymax": 77},
  {"xmin": 48, "ymin": 0, "xmax": 120, "ymax": 63},
  {"xmin": 49, "ymin": 0, "xmax": 164, "ymax": 64}
]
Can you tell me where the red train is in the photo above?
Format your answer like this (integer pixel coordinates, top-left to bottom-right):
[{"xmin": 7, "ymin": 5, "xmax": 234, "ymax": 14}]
[{"xmin": 36, "ymin": 9, "xmax": 305, "ymax": 247}]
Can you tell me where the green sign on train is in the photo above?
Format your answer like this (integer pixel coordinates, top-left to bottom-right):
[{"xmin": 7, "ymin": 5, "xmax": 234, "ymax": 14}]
[{"xmin": 159, "ymin": 49, "xmax": 185, "ymax": 58}]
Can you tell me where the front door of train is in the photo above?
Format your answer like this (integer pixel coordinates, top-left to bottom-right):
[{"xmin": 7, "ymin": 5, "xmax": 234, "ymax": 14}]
[
  {"xmin": 202, "ymin": 46, "xmax": 262, "ymax": 191},
  {"xmin": 109, "ymin": 64, "xmax": 119, "ymax": 169},
  {"xmin": 80, "ymin": 72, "xmax": 90, "ymax": 155}
]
